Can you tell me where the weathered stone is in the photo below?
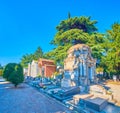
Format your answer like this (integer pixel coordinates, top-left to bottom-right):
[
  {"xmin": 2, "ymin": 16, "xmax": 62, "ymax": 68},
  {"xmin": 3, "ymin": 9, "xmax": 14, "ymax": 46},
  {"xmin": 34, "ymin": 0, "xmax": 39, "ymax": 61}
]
[
  {"xmin": 84, "ymin": 97, "xmax": 108, "ymax": 112},
  {"xmin": 61, "ymin": 44, "xmax": 96, "ymax": 92},
  {"xmin": 28, "ymin": 60, "xmax": 39, "ymax": 78},
  {"xmin": 27, "ymin": 59, "xmax": 56, "ymax": 78}
]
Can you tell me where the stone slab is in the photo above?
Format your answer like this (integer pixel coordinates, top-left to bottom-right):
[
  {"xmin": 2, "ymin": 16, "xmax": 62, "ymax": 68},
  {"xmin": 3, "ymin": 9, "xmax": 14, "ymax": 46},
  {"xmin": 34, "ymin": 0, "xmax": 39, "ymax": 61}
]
[{"xmin": 84, "ymin": 97, "xmax": 108, "ymax": 111}]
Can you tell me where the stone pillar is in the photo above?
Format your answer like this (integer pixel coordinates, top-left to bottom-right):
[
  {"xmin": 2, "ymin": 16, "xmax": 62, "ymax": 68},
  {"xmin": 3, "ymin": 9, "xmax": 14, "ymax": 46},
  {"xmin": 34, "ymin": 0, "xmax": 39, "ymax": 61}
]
[
  {"xmin": 90, "ymin": 66, "xmax": 93, "ymax": 82},
  {"xmin": 80, "ymin": 62, "xmax": 82, "ymax": 76},
  {"xmin": 28, "ymin": 63, "xmax": 31, "ymax": 76},
  {"xmin": 92, "ymin": 65, "xmax": 96, "ymax": 83},
  {"xmin": 35, "ymin": 63, "xmax": 38, "ymax": 77},
  {"xmin": 82, "ymin": 62, "xmax": 84, "ymax": 77},
  {"xmin": 84, "ymin": 62, "xmax": 86, "ymax": 76}
]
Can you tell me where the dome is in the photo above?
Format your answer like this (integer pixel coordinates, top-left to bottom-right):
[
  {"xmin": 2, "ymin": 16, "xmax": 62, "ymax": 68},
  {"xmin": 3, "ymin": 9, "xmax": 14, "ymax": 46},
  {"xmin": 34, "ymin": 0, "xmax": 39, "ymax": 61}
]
[{"xmin": 67, "ymin": 44, "xmax": 91, "ymax": 54}]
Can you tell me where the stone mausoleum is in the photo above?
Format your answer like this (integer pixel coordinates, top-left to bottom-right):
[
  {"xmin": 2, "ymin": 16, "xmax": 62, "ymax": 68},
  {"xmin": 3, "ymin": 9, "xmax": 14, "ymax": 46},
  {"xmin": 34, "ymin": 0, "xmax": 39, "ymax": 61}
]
[
  {"xmin": 28, "ymin": 58, "xmax": 56, "ymax": 78},
  {"xmin": 61, "ymin": 44, "xmax": 96, "ymax": 91},
  {"xmin": 38, "ymin": 58, "xmax": 56, "ymax": 77},
  {"xmin": 28, "ymin": 60, "xmax": 39, "ymax": 78}
]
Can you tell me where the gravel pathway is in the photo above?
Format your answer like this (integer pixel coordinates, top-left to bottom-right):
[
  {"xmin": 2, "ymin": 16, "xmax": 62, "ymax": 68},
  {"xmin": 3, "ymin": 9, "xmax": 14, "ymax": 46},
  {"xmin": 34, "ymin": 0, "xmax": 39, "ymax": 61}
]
[
  {"xmin": 106, "ymin": 83, "xmax": 120, "ymax": 103},
  {"xmin": 0, "ymin": 81, "xmax": 71, "ymax": 113}
]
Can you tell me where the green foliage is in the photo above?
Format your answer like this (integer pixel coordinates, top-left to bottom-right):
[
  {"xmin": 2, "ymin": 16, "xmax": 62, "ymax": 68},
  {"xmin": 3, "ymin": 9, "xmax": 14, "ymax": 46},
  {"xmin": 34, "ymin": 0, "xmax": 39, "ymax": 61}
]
[
  {"xmin": 45, "ymin": 44, "xmax": 71, "ymax": 65},
  {"xmin": 0, "ymin": 64, "xmax": 3, "ymax": 76},
  {"xmin": 51, "ymin": 16, "xmax": 97, "ymax": 46},
  {"xmin": 21, "ymin": 46, "xmax": 43, "ymax": 67},
  {"xmin": 47, "ymin": 16, "xmax": 103, "ymax": 65},
  {"xmin": 101, "ymin": 23, "xmax": 120, "ymax": 77},
  {"xmin": 56, "ymin": 16, "xmax": 97, "ymax": 34},
  {"xmin": 54, "ymin": 29, "xmax": 89, "ymax": 46},
  {"xmin": 21, "ymin": 54, "xmax": 34, "ymax": 67},
  {"xmin": 0, "ymin": 64, "xmax": 3, "ymax": 69},
  {"xmin": 3, "ymin": 63, "xmax": 24, "ymax": 87},
  {"xmin": 54, "ymin": 71, "xmax": 60, "ymax": 76},
  {"xmin": 68, "ymin": 12, "xmax": 71, "ymax": 19},
  {"xmin": 87, "ymin": 33, "xmax": 106, "ymax": 59},
  {"xmin": 96, "ymin": 67, "xmax": 104, "ymax": 73},
  {"xmin": 0, "ymin": 69, "xmax": 3, "ymax": 76},
  {"xmin": 37, "ymin": 75, "xmax": 42, "ymax": 78},
  {"xmin": 34, "ymin": 46, "xmax": 43, "ymax": 60}
]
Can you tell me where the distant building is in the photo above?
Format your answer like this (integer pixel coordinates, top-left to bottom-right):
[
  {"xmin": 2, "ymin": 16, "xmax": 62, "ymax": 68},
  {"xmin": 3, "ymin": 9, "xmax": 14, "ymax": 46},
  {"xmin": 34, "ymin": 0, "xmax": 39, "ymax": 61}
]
[
  {"xmin": 28, "ymin": 60, "xmax": 40, "ymax": 78},
  {"xmin": 23, "ymin": 68, "xmax": 28, "ymax": 76},
  {"xmin": 27, "ymin": 58, "xmax": 56, "ymax": 78},
  {"xmin": 38, "ymin": 58, "xmax": 56, "ymax": 77}
]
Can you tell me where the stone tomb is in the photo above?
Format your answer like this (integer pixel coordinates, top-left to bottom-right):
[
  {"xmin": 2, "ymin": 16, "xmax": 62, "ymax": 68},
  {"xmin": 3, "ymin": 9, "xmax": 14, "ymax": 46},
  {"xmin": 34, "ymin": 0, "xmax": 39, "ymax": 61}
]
[
  {"xmin": 84, "ymin": 97, "xmax": 108, "ymax": 112},
  {"xmin": 49, "ymin": 87, "xmax": 80, "ymax": 101},
  {"xmin": 27, "ymin": 58, "xmax": 56, "ymax": 78},
  {"xmin": 61, "ymin": 44, "xmax": 96, "ymax": 92}
]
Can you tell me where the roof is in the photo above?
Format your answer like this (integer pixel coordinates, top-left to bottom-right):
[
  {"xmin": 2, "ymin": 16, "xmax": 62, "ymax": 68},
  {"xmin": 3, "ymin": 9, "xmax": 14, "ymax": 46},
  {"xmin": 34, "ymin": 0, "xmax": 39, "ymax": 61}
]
[
  {"xmin": 39, "ymin": 58, "xmax": 55, "ymax": 63},
  {"xmin": 67, "ymin": 44, "xmax": 91, "ymax": 54},
  {"xmin": 44, "ymin": 64, "xmax": 56, "ymax": 67}
]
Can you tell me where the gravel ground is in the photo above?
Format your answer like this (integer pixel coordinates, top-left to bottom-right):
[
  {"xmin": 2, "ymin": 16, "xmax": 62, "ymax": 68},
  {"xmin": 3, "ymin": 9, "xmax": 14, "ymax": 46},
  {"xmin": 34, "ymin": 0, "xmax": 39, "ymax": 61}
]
[
  {"xmin": 0, "ymin": 80, "xmax": 71, "ymax": 113},
  {"xmin": 106, "ymin": 83, "xmax": 120, "ymax": 103}
]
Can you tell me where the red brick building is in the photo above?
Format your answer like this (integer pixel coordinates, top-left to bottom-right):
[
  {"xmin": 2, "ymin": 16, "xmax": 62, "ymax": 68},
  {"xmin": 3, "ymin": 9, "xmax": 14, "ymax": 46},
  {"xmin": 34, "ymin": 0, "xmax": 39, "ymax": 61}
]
[{"xmin": 38, "ymin": 58, "xmax": 56, "ymax": 77}]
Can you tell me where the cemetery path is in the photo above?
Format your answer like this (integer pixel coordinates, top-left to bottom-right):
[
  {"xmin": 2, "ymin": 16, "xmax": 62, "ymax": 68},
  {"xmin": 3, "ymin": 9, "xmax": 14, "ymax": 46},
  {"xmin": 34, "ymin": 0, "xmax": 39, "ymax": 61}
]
[
  {"xmin": 106, "ymin": 83, "xmax": 120, "ymax": 103},
  {"xmin": 0, "ymin": 80, "xmax": 71, "ymax": 113}
]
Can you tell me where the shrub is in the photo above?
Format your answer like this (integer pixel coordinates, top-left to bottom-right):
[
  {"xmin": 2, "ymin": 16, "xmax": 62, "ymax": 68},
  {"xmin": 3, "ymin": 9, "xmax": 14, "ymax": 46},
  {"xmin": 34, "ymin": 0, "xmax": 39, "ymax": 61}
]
[
  {"xmin": 37, "ymin": 75, "xmax": 42, "ymax": 78},
  {"xmin": 3, "ymin": 63, "xmax": 24, "ymax": 87},
  {"xmin": 0, "ymin": 69, "xmax": 3, "ymax": 76}
]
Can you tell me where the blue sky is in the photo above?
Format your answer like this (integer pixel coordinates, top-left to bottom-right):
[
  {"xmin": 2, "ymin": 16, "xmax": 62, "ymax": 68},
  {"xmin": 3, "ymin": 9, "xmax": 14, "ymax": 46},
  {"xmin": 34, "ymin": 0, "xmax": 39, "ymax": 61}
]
[{"xmin": 0, "ymin": 0, "xmax": 120, "ymax": 66}]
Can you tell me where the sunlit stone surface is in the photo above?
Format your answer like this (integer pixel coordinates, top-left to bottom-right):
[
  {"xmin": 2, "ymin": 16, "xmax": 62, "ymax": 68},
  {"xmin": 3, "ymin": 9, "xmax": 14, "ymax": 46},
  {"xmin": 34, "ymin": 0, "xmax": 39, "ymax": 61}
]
[
  {"xmin": 61, "ymin": 44, "xmax": 96, "ymax": 92},
  {"xmin": 28, "ymin": 60, "xmax": 39, "ymax": 78}
]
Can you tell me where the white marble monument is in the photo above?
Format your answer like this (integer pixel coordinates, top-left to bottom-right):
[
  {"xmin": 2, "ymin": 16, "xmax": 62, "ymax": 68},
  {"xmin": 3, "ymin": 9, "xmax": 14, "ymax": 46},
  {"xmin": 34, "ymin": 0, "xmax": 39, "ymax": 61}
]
[
  {"xmin": 28, "ymin": 60, "xmax": 40, "ymax": 78},
  {"xmin": 61, "ymin": 44, "xmax": 96, "ymax": 90}
]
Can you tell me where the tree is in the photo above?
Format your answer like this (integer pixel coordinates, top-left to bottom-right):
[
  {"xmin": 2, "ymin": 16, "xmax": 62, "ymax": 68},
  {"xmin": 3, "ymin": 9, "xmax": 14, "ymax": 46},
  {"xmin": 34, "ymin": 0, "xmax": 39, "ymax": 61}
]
[
  {"xmin": 53, "ymin": 29, "xmax": 89, "ymax": 46},
  {"xmin": 0, "ymin": 64, "xmax": 3, "ymax": 76},
  {"xmin": 45, "ymin": 44, "xmax": 71, "ymax": 65},
  {"xmin": 51, "ymin": 16, "xmax": 97, "ymax": 45},
  {"xmin": 87, "ymin": 33, "xmax": 106, "ymax": 59},
  {"xmin": 21, "ymin": 54, "xmax": 34, "ymax": 67},
  {"xmin": 68, "ymin": 12, "xmax": 71, "ymax": 19},
  {"xmin": 56, "ymin": 16, "xmax": 97, "ymax": 34},
  {"xmin": 101, "ymin": 23, "xmax": 120, "ymax": 79},
  {"xmin": 21, "ymin": 46, "xmax": 43, "ymax": 67},
  {"xmin": 47, "ymin": 16, "xmax": 104, "ymax": 65},
  {"xmin": 0, "ymin": 64, "xmax": 3, "ymax": 69},
  {"xmin": 3, "ymin": 63, "xmax": 24, "ymax": 87},
  {"xmin": 0, "ymin": 69, "xmax": 3, "ymax": 76},
  {"xmin": 34, "ymin": 46, "xmax": 43, "ymax": 60}
]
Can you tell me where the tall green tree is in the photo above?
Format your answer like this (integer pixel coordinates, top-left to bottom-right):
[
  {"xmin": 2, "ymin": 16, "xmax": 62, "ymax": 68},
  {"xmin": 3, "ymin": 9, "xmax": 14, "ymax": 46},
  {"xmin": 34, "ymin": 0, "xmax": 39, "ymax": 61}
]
[
  {"xmin": 47, "ymin": 16, "xmax": 104, "ymax": 65},
  {"xmin": 56, "ymin": 16, "xmax": 97, "ymax": 34},
  {"xmin": 51, "ymin": 16, "xmax": 97, "ymax": 46},
  {"xmin": 101, "ymin": 23, "xmax": 120, "ymax": 78},
  {"xmin": 45, "ymin": 44, "xmax": 72, "ymax": 65},
  {"xmin": 0, "ymin": 64, "xmax": 3, "ymax": 69},
  {"xmin": 21, "ymin": 46, "xmax": 44, "ymax": 67},
  {"xmin": 0, "ymin": 64, "xmax": 3, "ymax": 76},
  {"xmin": 21, "ymin": 54, "xmax": 34, "ymax": 67},
  {"xmin": 34, "ymin": 46, "xmax": 43, "ymax": 60},
  {"xmin": 87, "ymin": 33, "xmax": 106, "ymax": 59}
]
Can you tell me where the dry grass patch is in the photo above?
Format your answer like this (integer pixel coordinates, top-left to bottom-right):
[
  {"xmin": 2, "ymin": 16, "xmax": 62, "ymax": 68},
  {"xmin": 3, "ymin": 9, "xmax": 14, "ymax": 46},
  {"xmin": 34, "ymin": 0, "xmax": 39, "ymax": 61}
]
[{"xmin": 106, "ymin": 80, "xmax": 120, "ymax": 85}]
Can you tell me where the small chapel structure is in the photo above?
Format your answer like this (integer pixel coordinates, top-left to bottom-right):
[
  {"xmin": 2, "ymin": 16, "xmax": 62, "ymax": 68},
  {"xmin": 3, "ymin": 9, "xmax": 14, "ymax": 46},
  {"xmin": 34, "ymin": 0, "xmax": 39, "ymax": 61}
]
[
  {"xmin": 27, "ymin": 58, "xmax": 56, "ymax": 78},
  {"xmin": 61, "ymin": 44, "xmax": 96, "ymax": 91}
]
